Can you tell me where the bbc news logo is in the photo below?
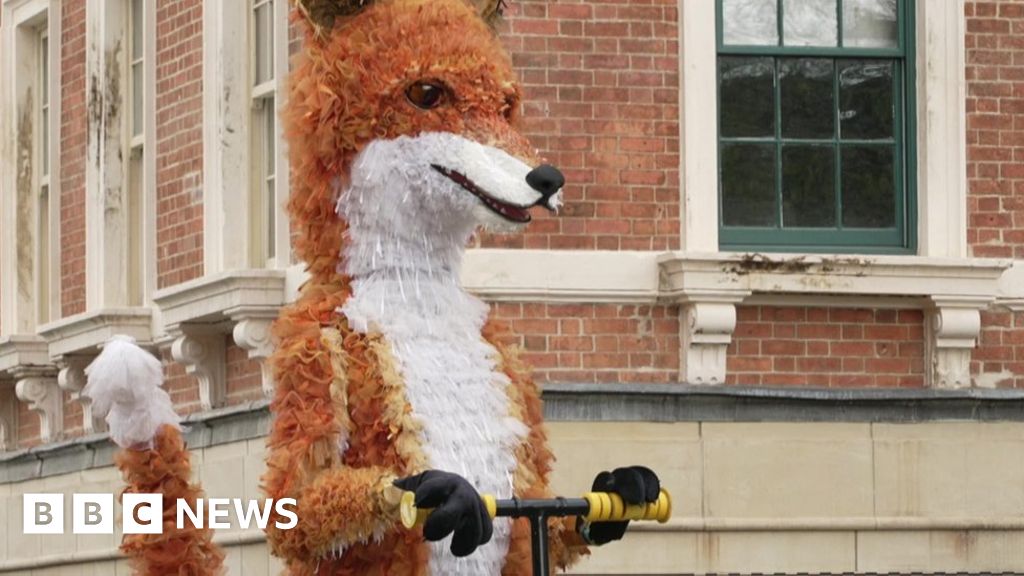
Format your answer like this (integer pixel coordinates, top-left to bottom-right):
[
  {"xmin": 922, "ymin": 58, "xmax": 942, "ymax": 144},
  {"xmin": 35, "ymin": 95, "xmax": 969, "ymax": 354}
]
[{"xmin": 23, "ymin": 494, "xmax": 298, "ymax": 534}]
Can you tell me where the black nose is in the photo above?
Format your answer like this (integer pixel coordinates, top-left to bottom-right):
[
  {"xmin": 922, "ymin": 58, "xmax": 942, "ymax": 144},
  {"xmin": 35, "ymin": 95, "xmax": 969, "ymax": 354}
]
[{"xmin": 525, "ymin": 164, "xmax": 565, "ymax": 209}]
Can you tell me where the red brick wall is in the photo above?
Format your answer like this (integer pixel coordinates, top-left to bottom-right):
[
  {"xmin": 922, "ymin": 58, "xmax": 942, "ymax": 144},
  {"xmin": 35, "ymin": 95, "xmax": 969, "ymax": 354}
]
[
  {"xmin": 162, "ymin": 348, "xmax": 201, "ymax": 415},
  {"xmin": 491, "ymin": 303, "xmax": 680, "ymax": 383},
  {"xmin": 973, "ymin": 309, "xmax": 1024, "ymax": 388},
  {"xmin": 226, "ymin": 342, "xmax": 264, "ymax": 404},
  {"xmin": 17, "ymin": 400, "xmax": 40, "ymax": 448},
  {"xmin": 727, "ymin": 306, "xmax": 926, "ymax": 388},
  {"xmin": 965, "ymin": 1, "xmax": 1024, "ymax": 388},
  {"xmin": 155, "ymin": 0, "xmax": 204, "ymax": 288},
  {"xmin": 60, "ymin": 0, "xmax": 87, "ymax": 317},
  {"xmin": 62, "ymin": 391, "xmax": 83, "ymax": 438},
  {"xmin": 160, "ymin": 338, "xmax": 265, "ymax": 415},
  {"xmin": 483, "ymin": 0, "xmax": 680, "ymax": 251}
]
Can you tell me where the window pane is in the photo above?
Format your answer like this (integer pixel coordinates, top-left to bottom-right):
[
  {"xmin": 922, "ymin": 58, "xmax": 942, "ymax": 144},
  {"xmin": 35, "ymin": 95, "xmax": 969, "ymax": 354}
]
[
  {"xmin": 264, "ymin": 99, "xmax": 276, "ymax": 259},
  {"xmin": 782, "ymin": 145, "xmax": 835, "ymax": 227},
  {"xmin": 42, "ymin": 110, "xmax": 49, "ymax": 176},
  {"xmin": 255, "ymin": 1, "xmax": 273, "ymax": 85},
  {"xmin": 264, "ymin": 100, "xmax": 276, "ymax": 179},
  {"xmin": 839, "ymin": 60, "xmax": 893, "ymax": 140},
  {"xmin": 38, "ymin": 184, "xmax": 50, "ymax": 324},
  {"xmin": 133, "ymin": 62, "xmax": 144, "ymax": 138},
  {"xmin": 843, "ymin": 0, "xmax": 898, "ymax": 48},
  {"xmin": 722, "ymin": 0, "xmax": 779, "ymax": 46},
  {"xmin": 128, "ymin": 151, "xmax": 144, "ymax": 306},
  {"xmin": 720, "ymin": 57, "xmax": 775, "ymax": 138},
  {"xmin": 780, "ymin": 58, "xmax": 834, "ymax": 139},
  {"xmin": 41, "ymin": 35, "xmax": 48, "ymax": 106},
  {"xmin": 783, "ymin": 0, "xmax": 837, "ymax": 47},
  {"xmin": 132, "ymin": 0, "xmax": 144, "ymax": 59},
  {"xmin": 722, "ymin": 144, "xmax": 777, "ymax": 227},
  {"xmin": 842, "ymin": 146, "xmax": 894, "ymax": 228}
]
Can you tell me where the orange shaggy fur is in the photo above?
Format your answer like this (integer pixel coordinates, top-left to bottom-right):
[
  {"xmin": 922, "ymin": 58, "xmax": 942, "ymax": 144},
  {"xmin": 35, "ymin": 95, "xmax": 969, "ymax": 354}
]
[
  {"xmin": 262, "ymin": 0, "xmax": 587, "ymax": 573},
  {"xmin": 117, "ymin": 426, "xmax": 225, "ymax": 576}
]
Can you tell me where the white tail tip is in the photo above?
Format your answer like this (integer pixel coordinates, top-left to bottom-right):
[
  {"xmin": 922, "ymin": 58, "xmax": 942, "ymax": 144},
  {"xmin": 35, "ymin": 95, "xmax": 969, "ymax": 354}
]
[{"xmin": 84, "ymin": 335, "xmax": 181, "ymax": 449}]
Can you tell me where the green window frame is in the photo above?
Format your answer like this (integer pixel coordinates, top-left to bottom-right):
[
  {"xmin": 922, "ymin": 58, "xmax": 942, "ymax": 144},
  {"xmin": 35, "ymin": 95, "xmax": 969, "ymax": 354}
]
[{"xmin": 716, "ymin": 0, "xmax": 916, "ymax": 254}]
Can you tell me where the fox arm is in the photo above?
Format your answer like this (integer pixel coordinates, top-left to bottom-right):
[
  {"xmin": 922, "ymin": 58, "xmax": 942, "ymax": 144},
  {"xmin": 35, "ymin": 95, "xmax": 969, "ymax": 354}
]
[
  {"xmin": 492, "ymin": 335, "xmax": 591, "ymax": 571},
  {"xmin": 263, "ymin": 318, "xmax": 404, "ymax": 560}
]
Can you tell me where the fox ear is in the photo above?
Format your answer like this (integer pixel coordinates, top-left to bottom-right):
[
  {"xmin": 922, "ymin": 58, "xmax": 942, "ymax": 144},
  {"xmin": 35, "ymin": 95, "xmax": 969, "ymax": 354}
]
[
  {"xmin": 470, "ymin": 0, "xmax": 508, "ymax": 26},
  {"xmin": 292, "ymin": 0, "xmax": 373, "ymax": 36}
]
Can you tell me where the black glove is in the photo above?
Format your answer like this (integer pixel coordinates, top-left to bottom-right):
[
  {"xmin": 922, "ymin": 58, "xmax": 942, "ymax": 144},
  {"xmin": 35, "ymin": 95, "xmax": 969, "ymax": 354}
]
[
  {"xmin": 580, "ymin": 466, "xmax": 661, "ymax": 545},
  {"xmin": 393, "ymin": 470, "xmax": 493, "ymax": 557}
]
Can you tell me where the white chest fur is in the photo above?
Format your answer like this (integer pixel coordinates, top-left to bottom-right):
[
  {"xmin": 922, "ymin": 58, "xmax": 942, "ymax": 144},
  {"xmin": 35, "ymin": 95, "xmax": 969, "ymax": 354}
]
[
  {"xmin": 336, "ymin": 135, "xmax": 535, "ymax": 575},
  {"xmin": 342, "ymin": 273, "xmax": 527, "ymax": 575}
]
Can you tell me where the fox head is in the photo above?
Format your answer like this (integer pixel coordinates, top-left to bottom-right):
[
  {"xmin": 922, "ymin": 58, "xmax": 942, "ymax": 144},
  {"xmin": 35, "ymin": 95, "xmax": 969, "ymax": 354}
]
[{"xmin": 286, "ymin": 0, "xmax": 562, "ymax": 282}]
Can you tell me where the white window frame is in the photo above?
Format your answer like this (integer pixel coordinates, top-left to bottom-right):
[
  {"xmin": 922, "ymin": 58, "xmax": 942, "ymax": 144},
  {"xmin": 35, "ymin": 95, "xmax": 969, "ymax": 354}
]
[
  {"xmin": 80, "ymin": 0, "xmax": 154, "ymax": 311},
  {"xmin": 680, "ymin": 0, "xmax": 967, "ymax": 259},
  {"xmin": 124, "ymin": 0, "xmax": 153, "ymax": 307},
  {"xmin": 250, "ymin": 0, "xmax": 282, "ymax": 268},
  {"xmin": 202, "ymin": 0, "xmax": 290, "ymax": 275},
  {"xmin": 0, "ymin": 0, "xmax": 59, "ymax": 334}
]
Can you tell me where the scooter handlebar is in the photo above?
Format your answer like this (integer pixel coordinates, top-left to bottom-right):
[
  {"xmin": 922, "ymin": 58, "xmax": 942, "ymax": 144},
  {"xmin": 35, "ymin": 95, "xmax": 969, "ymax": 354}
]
[{"xmin": 399, "ymin": 489, "xmax": 672, "ymax": 529}]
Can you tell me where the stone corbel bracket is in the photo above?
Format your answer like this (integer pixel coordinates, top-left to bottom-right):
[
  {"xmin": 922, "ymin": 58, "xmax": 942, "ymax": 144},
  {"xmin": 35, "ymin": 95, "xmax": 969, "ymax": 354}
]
[
  {"xmin": 659, "ymin": 252, "xmax": 1012, "ymax": 387},
  {"xmin": 230, "ymin": 307, "xmax": 278, "ymax": 399},
  {"xmin": 0, "ymin": 335, "xmax": 55, "ymax": 449},
  {"xmin": 14, "ymin": 367, "xmax": 63, "ymax": 444},
  {"xmin": 153, "ymin": 270, "xmax": 288, "ymax": 409},
  {"xmin": 56, "ymin": 356, "xmax": 106, "ymax": 434},
  {"xmin": 927, "ymin": 297, "xmax": 993, "ymax": 389},
  {"xmin": 170, "ymin": 330, "xmax": 227, "ymax": 411},
  {"xmin": 37, "ymin": 308, "xmax": 155, "ymax": 434},
  {"xmin": 679, "ymin": 294, "xmax": 750, "ymax": 385}
]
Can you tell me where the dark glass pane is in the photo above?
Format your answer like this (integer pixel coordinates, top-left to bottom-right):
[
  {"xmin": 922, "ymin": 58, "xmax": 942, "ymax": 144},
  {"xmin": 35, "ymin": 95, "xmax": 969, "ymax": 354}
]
[
  {"xmin": 132, "ymin": 0, "xmax": 145, "ymax": 57},
  {"xmin": 720, "ymin": 57, "xmax": 776, "ymax": 138},
  {"xmin": 722, "ymin": 0, "xmax": 779, "ymax": 46},
  {"xmin": 782, "ymin": 145, "xmax": 835, "ymax": 227},
  {"xmin": 843, "ymin": 0, "xmax": 898, "ymax": 49},
  {"xmin": 783, "ymin": 0, "xmax": 837, "ymax": 47},
  {"xmin": 839, "ymin": 60, "xmax": 893, "ymax": 140},
  {"xmin": 780, "ymin": 58, "xmax": 834, "ymax": 138},
  {"xmin": 722, "ymin": 144, "xmax": 777, "ymax": 227},
  {"xmin": 842, "ymin": 146, "xmax": 894, "ymax": 228}
]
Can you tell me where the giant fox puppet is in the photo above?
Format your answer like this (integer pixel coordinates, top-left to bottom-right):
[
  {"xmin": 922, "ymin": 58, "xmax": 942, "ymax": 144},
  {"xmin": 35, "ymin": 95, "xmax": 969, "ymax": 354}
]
[{"xmin": 85, "ymin": 0, "xmax": 660, "ymax": 574}]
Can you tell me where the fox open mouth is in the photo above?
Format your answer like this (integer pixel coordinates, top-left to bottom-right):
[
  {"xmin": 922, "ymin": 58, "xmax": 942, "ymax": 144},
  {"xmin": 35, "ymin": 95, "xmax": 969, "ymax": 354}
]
[{"xmin": 431, "ymin": 164, "xmax": 532, "ymax": 223}]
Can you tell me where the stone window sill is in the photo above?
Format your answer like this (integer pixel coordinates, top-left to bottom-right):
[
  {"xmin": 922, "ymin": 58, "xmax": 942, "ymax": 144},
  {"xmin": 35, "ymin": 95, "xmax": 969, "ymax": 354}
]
[
  {"xmin": 152, "ymin": 269, "xmax": 288, "ymax": 410},
  {"xmin": 657, "ymin": 251, "xmax": 1014, "ymax": 388}
]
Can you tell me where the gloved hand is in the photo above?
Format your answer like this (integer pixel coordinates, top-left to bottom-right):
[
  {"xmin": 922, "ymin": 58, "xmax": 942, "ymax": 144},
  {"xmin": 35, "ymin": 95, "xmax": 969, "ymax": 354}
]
[
  {"xmin": 579, "ymin": 466, "xmax": 661, "ymax": 545},
  {"xmin": 393, "ymin": 470, "xmax": 493, "ymax": 557}
]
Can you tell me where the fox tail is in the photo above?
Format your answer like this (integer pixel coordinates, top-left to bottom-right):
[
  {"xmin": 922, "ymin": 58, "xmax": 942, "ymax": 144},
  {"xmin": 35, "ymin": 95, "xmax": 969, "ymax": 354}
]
[{"xmin": 84, "ymin": 336, "xmax": 225, "ymax": 576}]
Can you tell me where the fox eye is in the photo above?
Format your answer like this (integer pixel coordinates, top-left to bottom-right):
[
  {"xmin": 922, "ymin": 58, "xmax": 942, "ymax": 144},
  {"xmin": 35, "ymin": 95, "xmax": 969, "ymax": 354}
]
[{"xmin": 406, "ymin": 81, "xmax": 447, "ymax": 110}]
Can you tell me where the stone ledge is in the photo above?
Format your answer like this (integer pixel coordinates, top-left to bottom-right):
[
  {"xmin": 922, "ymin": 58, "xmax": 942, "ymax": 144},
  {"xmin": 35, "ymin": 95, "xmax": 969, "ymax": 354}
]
[
  {"xmin": 657, "ymin": 252, "xmax": 1011, "ymax": 302},
  {"xmin": 0, "ymin": 399, "xmax": 270, "ymax": 484},
  {"xmin": 36, "ymin": 308, "xmax": 154, "ymax": 358},
  {"xmin": 543, "ymin": 383, "xmax": 1024, "ymax": 423},
  {"xmin": 152, "ymin": 269, "xmax": 287, "ymax": 333},
  {"xmin": 6, "ymin": 387, "xmax": 1024, "ymax": 484}
]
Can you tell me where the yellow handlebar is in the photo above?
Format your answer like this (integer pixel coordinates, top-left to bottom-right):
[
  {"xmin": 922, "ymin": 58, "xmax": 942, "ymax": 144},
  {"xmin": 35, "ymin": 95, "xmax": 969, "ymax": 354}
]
[
  {"xmin": 399, "ymin": 489, "xmax": 672, "ymax": 529},
  {"xmin": 582, "ymin": 489, "xmax": 672, "ymax": 524}
]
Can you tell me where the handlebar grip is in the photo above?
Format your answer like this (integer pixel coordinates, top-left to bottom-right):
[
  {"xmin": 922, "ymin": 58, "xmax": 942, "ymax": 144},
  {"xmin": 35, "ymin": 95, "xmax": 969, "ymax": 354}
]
[
  {"xmin": 398, "ymin": 489, "xmax": 671, "ymax": 529},
  {"xmin": 400, "ymin": 491, "xmax": 498, "ymax": 529},
  {"xmin": 582, "ymin": 489, "xmax": 672, "ymax": 524}
]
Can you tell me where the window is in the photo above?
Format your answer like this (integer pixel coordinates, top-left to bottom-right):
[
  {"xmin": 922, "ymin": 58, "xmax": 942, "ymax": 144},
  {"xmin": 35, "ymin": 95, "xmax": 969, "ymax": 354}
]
[
  {"xmin": 716, "ymin": 0, "xmax": 915, "ymax": 253},
  {"xmin": 127, "ymin": 0, "xmax": 144, "ymax": 304},
  {"xmin": 251, "ymin": 0, "xmax": 277, "ymax": 265},
  {"xmin": 127, "ymin": 0, "xmax": 145, "ymax": 305},
  {"xmin": 36, "ymin": 26, "xmax": 51, "ymax": 325}
]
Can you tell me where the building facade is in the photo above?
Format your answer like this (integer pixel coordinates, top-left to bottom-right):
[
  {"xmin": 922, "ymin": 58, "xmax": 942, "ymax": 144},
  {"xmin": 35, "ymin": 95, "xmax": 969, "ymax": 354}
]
[{"xmin": 0, "ymin": 0, "xmax": 1023, "ymax": 573}]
